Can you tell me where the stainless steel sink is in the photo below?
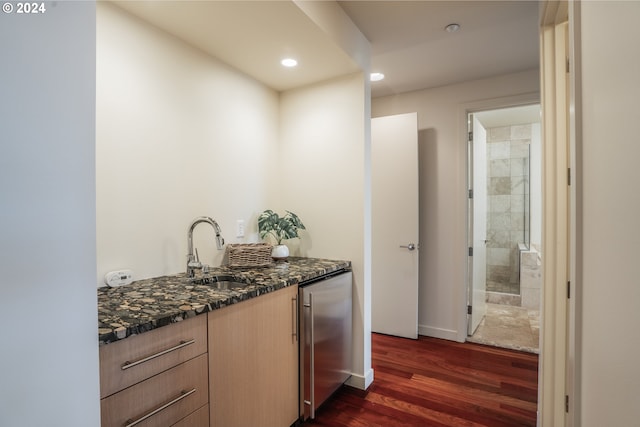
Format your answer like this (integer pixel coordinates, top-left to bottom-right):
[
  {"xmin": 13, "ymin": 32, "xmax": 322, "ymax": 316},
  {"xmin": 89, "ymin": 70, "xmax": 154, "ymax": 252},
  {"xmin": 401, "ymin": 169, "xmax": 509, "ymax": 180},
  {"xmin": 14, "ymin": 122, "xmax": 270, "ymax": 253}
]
[{"xmin": 193, "ymin": 275, "xmax": 250, "ymax": 290}]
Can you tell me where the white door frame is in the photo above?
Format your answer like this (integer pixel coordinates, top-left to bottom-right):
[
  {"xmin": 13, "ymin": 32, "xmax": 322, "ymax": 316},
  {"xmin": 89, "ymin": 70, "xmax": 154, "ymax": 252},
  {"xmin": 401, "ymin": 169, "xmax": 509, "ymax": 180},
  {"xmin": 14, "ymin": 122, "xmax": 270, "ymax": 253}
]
[
  {"xmin": 540, "ymin": 1, "xmax": 572, "ymax": 425},
  {"xmin": 457, "ymin": 93, "xmax": 540, "ymax": 344}
]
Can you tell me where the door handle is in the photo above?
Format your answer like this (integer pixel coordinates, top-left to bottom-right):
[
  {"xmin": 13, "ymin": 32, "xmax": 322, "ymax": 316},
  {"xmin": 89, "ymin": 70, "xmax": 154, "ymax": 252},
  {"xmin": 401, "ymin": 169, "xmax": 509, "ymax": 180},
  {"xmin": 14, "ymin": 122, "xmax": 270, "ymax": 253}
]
[
  {"xmin": 292, "ymin": 295, "xmax": 298, "ymax": 342},
  {"xmin": 400, "ymin": 243, "xmax": 417, "ymax": 251}
]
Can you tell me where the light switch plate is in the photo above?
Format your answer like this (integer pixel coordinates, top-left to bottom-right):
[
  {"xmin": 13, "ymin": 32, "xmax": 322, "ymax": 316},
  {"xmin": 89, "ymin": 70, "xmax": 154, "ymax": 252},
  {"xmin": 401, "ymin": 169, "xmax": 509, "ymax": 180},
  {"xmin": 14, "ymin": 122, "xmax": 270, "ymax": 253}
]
[{"xmin": 236, "ymin": 219, "xmax": 245, "ymax": 238}]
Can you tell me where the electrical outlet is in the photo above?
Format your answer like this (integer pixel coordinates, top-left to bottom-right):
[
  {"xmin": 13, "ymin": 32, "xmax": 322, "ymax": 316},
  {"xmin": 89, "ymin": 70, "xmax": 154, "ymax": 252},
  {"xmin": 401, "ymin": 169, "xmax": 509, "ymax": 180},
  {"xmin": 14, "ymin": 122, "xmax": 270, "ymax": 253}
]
[{"xmin": 236, "ymin": 219, "xmax": 245, "ymax": 238}]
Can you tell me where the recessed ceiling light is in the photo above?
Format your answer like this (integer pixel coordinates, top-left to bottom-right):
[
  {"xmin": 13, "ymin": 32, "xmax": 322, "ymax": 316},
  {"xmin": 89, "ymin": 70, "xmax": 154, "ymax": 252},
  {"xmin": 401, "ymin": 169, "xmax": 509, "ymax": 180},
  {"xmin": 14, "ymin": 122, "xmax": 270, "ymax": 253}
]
[
  {"xmin": 445, "ymin": 23, "xmax": 460, "ymax": 33},
  {"xmin": 370, "ymin": 72, "xmax": 385, "ymax": 82},
  {"xmin": 281, "ymin": 58, "xmax": 298, "ymax": 67}
]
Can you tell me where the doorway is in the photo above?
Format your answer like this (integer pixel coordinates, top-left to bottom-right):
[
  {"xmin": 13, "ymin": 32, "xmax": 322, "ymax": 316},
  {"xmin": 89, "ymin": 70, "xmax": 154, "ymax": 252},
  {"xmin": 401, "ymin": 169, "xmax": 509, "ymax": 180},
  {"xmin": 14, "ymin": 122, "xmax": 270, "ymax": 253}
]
[{"xmin": 466, "ymin": 104, "xmax": 542, "ymax": 353}]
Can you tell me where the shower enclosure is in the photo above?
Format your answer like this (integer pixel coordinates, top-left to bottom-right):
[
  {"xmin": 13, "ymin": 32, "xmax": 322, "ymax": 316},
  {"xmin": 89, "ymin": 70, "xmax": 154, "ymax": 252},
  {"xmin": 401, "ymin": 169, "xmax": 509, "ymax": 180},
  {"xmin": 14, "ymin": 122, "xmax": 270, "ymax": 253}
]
[
  {"xmin": 467, "ymin": 106, "xmax": 542, "ymax": 347},
  {"xmin": 485, "ymin": 124, "xmax": 531, "ymax": 295}
]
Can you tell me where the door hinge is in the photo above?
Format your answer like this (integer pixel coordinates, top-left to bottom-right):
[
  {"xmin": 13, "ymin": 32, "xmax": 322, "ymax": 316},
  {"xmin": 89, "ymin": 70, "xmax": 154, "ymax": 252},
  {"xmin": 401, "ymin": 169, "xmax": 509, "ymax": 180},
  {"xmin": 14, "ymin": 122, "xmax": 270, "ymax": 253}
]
[
  {"xmin": 468, "ymin": 189, "xmax": 473, "ymax": 199},
  {"xmin": 468, "ymin": 247, "xmax": 473, "ymax": 256},
  {"xmin": 467, "ymin": 305, "xmax": 472, "ymax": 315},
  {"xmin": 468, "ymin": 131, "xmax": 473, "ymax": 141},
  {"xmin": 566, "ymin": 57, "xmax": 570, "ymax": 73},
  {"xmin": 565, "ymin": 395, "xmax": 570, "ymax": 413},
  {"xmin": 567, "ymin": 281, "xmax": 571, "ymax": 299},
  {"xmin": 568, "ymin": 167, "xmax": 571, "ymax": 186}
]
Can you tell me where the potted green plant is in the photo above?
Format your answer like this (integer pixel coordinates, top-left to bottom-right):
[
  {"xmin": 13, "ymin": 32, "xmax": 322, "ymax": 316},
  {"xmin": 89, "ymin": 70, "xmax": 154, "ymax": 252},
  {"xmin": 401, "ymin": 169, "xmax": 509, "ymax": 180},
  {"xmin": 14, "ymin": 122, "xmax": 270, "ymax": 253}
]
[{"xmin": 258, "ymin": 209, "xmax": 306, "ymax": 260}]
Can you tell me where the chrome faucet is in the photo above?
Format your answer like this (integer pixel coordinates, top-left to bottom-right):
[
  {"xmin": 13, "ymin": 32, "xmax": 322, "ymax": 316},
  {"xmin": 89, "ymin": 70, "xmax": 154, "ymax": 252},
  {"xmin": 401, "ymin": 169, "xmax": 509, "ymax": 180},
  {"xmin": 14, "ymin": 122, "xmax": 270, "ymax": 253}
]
[{"xmin": 187, "ymin": 216, "xmax": 225, "ymax": 278}]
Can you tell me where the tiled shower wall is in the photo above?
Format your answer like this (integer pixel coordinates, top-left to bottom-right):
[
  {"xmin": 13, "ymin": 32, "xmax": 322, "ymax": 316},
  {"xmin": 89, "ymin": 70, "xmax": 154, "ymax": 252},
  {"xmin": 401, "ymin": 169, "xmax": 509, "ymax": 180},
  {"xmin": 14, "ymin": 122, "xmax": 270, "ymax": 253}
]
[{"xmin": 486, "ymin": 124, "xmax": 531, "ymax": 294}]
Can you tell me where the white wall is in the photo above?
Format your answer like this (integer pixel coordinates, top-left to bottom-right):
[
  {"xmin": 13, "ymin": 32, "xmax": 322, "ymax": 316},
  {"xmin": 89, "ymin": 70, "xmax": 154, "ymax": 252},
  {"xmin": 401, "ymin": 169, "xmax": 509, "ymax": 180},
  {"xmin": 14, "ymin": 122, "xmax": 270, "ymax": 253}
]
[
  {"xmin": 97, "ymin": 3, "xmax": 280, "ymax": 284},
  {"xmin": 279, "ymin": 73, "xmax": 373, "ymax": 388},
  {"xmin": 372, "ymin": 69, "xmax": 539, "ymax": 341},
  {"xmin": 577, "ymin": 2, "xmax": 640, "ymax": 424},
  {"xmin": 0, "ymin": 2, "xmax": 100, "ymax": 425},
  {"xmin": 98, "ymin": 2, "xmax": 373, "ymax": 389}
]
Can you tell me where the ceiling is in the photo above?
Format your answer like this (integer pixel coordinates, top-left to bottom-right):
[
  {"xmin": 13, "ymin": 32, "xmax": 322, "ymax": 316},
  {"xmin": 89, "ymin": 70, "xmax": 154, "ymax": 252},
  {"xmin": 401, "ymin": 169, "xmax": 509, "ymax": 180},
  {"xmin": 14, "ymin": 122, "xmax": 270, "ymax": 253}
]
[
  {"xmin": 476, "ymin": 104, "xmax": 541, "ymax": 128},
  {"xmin": 113, "ymin": 1, "xmax": 361, "ymax": 92},
  {"xmin": 339, "ymin": 1, "xmax": 540, "ymax": 98},
  {"xmin": 112, "ymin": 1, "xmax": 540, "ymax": 99}
]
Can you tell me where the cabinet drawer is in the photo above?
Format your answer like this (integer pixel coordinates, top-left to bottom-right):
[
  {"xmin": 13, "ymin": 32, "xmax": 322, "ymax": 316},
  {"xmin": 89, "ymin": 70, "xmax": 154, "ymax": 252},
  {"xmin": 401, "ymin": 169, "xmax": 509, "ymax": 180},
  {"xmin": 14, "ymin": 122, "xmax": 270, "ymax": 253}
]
[
  {"xmin": 101, "ymin": 354, "xmax": 208, "ymax": 427},
  {"xmin": 172, "ymin": 404, "xmax": 208, "ymax": 427},
  {"xmin": 100, "ymin": 315, "xmax": 207, "ymax": 398}
]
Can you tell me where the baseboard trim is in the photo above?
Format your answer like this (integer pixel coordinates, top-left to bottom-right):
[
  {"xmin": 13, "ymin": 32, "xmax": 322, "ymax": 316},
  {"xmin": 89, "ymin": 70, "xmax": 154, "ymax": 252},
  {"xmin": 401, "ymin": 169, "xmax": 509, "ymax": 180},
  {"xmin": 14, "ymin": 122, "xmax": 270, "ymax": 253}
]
[
  {"xmin": 345, "ymin": 368, "xmax": 374, "ymax": 390},
  {"xmin": 418, "ymin": 325, "xmax": 461, "ymax": 342}
]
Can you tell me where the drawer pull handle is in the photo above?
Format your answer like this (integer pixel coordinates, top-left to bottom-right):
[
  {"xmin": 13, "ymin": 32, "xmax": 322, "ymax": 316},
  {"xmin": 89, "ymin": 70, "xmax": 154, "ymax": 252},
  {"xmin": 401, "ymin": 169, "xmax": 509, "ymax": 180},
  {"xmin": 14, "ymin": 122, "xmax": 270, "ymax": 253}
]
[
  {"xmin": 121, "ymin": 339, "xmax": 196, "ymax": 370},
  {"xmin": 124, "ymin": 388, "xmax": 196, "ymax": 427}
]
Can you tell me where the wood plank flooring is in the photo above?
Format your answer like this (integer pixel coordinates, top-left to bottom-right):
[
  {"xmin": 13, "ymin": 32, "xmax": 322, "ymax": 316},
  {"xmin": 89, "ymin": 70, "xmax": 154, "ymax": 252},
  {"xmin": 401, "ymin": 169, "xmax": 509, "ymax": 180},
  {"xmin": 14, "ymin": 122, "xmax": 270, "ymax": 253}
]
[{"xmin": 305, "ymin": 333, "xmax": 538, "ymax": 427}]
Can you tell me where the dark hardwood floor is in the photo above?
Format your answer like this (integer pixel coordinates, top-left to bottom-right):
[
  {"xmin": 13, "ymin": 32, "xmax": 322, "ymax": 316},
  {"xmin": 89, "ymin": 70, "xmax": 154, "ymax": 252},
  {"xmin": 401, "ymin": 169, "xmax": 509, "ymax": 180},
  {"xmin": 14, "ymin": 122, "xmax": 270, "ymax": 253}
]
[{"xmin": 305, "ymin": 333, "xmax": 538, "ymax": 427}]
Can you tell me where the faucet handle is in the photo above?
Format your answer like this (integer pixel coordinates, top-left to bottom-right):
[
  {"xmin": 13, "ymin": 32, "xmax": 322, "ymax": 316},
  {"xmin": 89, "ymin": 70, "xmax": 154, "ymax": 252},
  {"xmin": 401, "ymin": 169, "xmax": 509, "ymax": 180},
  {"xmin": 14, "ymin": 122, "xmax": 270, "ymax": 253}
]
[{"xmin": 188, "ymin": 248, "xmax": 203, "ymax": 271}]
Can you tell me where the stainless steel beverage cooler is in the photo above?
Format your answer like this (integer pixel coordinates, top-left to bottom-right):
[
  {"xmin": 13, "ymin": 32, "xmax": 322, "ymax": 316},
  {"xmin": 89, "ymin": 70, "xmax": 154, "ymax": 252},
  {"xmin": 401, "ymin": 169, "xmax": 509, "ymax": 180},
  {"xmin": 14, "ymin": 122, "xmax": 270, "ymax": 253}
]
[{"xmin": 299, "ymin": 270, "xmax": 353, "ymax": 420}]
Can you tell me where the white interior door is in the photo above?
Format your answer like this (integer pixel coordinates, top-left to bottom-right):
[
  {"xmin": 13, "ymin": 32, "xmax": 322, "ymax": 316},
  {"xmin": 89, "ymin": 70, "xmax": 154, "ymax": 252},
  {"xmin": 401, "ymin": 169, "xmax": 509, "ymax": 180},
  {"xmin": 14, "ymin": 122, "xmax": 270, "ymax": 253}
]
[
  {"xmin": 371, "ymin": 112, "xmax": 419, "ymax": 339},
  {"xmin": 468, "ymin": 114, "xmax": 488, "ymax": 335}
]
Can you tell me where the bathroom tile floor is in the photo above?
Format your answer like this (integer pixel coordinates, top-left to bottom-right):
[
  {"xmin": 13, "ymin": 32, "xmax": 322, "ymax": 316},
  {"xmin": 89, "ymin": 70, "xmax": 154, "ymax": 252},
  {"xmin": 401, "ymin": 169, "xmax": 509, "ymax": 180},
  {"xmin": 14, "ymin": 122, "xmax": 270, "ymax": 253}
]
[{"xmin": 467, "ymin": 303, "xmax": 540, "ymax": 354}]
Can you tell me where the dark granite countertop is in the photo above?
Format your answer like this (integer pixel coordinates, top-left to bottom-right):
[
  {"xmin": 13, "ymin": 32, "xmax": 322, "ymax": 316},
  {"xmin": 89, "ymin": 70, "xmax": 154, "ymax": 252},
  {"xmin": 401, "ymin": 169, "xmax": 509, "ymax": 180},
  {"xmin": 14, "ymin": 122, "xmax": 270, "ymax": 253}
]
[{"xmin": 97, "ymin": 257, "xmax": 350, "ymax": 345}]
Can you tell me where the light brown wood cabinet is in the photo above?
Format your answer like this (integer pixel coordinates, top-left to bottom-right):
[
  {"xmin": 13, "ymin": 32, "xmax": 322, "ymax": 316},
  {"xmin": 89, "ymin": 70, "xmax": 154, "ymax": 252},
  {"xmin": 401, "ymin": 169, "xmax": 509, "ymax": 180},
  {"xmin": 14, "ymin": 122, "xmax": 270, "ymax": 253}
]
[
  {"xmin": 99, "ymin": 286, "xmax": 300, "ymax": 427},
  {"xmin": 99, "ymin": 315, "xmax": 209, "ymax": 427},
  {"xmin": 208, "ymin": 285, "xmax": 300, "ymax": 427}
]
